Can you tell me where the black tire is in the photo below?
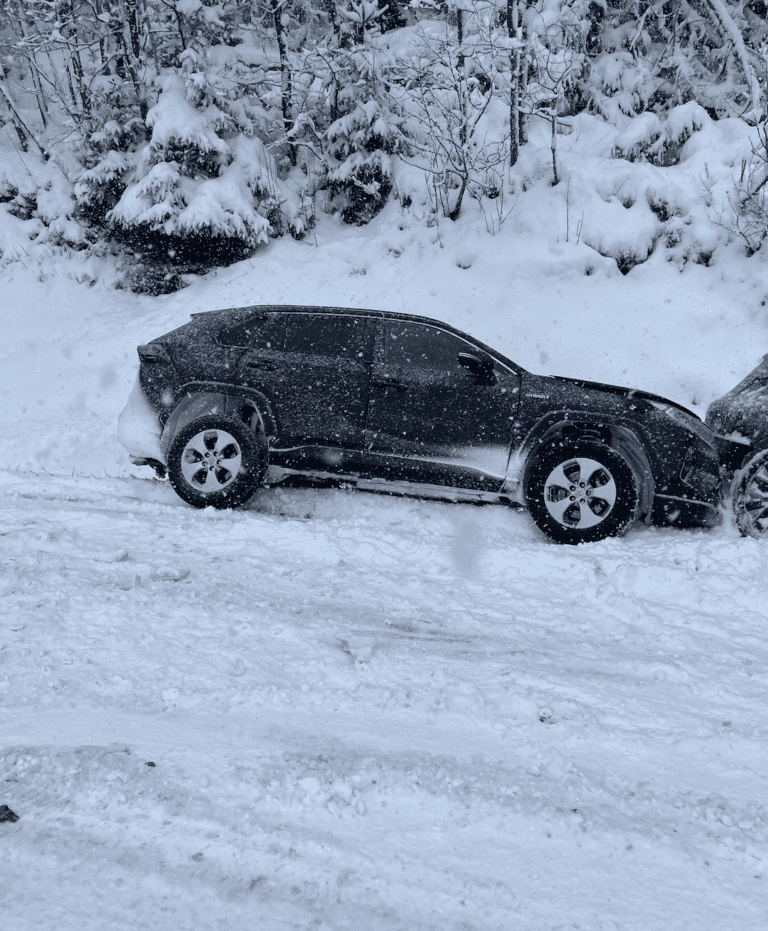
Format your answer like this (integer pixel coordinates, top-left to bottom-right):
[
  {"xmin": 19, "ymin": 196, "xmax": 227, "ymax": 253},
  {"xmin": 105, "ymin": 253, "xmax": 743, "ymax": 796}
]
[
  {"xmin": 525, "ymin": 440, "xmax": 639, "ymax": 544},
  {"xmin": 167, "ymin": 414, "xmax": 267, "ymax": 509},
  {"xmin": 733, "ymin": 448, "xmax": 768, "ymax": 538}
]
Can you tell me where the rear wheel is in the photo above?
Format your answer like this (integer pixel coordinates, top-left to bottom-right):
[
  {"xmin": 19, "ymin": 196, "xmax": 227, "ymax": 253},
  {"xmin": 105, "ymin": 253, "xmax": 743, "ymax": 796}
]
[
  {"xmin": 734, "ymin": 449, "xmax": 768, "ymax": 538},
  {"xmin": 525, "ymin": 440, "xmax": 639, "ymax": 544},
  {"xmin": 167, "ymin": 415, "xmax": 267, "ymax": 509}
]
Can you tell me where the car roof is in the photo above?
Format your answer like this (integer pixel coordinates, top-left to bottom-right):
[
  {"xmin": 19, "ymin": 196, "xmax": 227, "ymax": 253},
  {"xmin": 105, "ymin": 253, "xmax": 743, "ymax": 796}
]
[
  {"xmin": 194, "ymin": 303, "xmax": 458, "ymax": 330},
  {"xmin": 192, "ymin": 304, "xmax": 524, "ymax": 372}
]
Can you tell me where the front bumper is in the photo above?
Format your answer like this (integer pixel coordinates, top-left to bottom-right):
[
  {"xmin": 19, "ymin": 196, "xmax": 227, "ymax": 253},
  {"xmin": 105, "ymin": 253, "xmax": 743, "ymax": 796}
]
[
  {"xmin": 712, "ymin": 433, "xmax": 754, "ymax": 473},
  {"xmin": 652, "ymin": 494, "xmax": 722, "ymax": 528}
]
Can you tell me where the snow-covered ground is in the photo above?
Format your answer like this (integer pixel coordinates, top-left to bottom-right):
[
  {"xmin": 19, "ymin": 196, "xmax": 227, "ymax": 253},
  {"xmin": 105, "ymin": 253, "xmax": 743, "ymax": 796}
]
[{"xmin": 3, "ymin": 117, "xmax": 768, "ymax": 927}]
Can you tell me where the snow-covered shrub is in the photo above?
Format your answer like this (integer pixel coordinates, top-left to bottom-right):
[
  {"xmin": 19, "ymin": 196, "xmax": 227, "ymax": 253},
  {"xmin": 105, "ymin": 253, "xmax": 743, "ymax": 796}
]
[
  {"xmin": 117, "ymin": 258, "xmax": 185, "ymax": 297},
  {"xmin": 0, "ymin": 155, "xmax": 86, "ymax": 250},
  {"xmin": 583, "ymin": 0, "xmax": 766, "ymax": 120},
  {"xmin": 310, "ymin": 1, "xmax": 405, "ymax": 225},
  {"xmin": 325, "ymin": 99, "xmax": 399, "ymax": 224},
  {"xmin": 105, "ymin": 75, "xmax": 284, "ymax": 266},
  {"xmin": 389, "ymin": 14, "xmax": 509, "ymax": 220},
  {"xmin": 75, "ymin": 150, "xmax": 135, "ymax": 224},
  {"xmin": 613, "ymin": 103, "xmax": 710, "ymax": 166},
  {"xmin": 72, "ymin": 67, "xmax": 150, "ymax": 226},
  {"xmin": 717, "ymin": 124, "xmax": 768, "ymax": 256},
  {"xmin": 145, "ymin": 74, "xmax": 231, "ymax": 176},
  {"xmin": 588, "ymin": 52, "xmax": 658, "ymax": 122},
  {"xmin": 580, "ymin": 192, "xmax": 661, "ymax": 274}
]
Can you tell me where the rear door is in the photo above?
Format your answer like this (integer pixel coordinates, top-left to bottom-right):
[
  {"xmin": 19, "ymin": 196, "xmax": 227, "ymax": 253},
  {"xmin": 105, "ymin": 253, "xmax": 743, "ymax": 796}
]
[
  {"xmin": 232, "ymin": 312, "xmax": 374, "ymax": 464},
  {"xmin": 364, "ymin": 319, "xmax": 521, "ymax": 490}
]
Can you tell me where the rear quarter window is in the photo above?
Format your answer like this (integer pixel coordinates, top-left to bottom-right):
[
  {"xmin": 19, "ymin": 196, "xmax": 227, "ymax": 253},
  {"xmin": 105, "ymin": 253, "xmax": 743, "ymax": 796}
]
[
  {"xmin": 219, "ymin": 314, "xmax": 286, "ymax": 350},
  {"xmin": 283, "ymin": 314, "xmax": 373, "ymax": 361}
]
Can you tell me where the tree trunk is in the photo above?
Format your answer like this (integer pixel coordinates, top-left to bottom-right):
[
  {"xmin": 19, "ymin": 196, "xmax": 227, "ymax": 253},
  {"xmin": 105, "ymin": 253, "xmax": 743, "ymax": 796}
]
[
  {"xmin": 126, "ymin": 0, "xmax": 143, "ymax": 59},
  {"xmin": 550, "ymin": 113, "xmax": 558, "ymax": 185},
  {"xmin": 0, "ymin": 80, "xmax": 49, "ymax": 158},
  {"xmin": 16, "ymin": 7, "xmax": 49, "ymax": 128},
  {"xmin": 70, "ymin": 44, "xmax": 90, "ymax": 118},
  {"xmin": 448, "ymin": 170, "xmax": 468, "ymax": 221},
  {"xmin": 271, "ymin": 0, "xmax": 295, "ymax": 165},
  {"xmin": 457, "ymin": 7, "xmax": 467, "ymax": 145},
  {"xmin": 508, "ymin": 0, "xmax": 520, "ymax": 167},
  {"xmin": 115, "ymin": 4, "xmax": 149, "ymax": 121},
  {"xmin": 703, "ymin": 0, "xmax": 761, "ymax": 114},
  {"xmin": 519, "ymin": 6, "xmax": 529, "ymax": 144}
]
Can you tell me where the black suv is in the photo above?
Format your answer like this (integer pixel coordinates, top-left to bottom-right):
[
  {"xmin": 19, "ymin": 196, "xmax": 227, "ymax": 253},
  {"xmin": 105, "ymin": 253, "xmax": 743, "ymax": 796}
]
[{"xmin": 119, "ymin": 305, "xmax": 723, "ymax": 544}]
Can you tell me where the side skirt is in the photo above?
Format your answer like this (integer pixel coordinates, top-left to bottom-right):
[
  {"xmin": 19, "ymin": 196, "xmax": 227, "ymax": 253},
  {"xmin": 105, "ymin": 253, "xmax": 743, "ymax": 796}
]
[{"xmin": 266, "ymin": 466, "xmax": 523, "ymax": 508}]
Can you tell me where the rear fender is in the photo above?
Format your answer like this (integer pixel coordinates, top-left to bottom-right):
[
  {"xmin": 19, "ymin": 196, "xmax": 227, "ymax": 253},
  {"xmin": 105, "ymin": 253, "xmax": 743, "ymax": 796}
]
[{"xmin": 160, "ymin": 389, "xmax": 274, "ymax": 460}]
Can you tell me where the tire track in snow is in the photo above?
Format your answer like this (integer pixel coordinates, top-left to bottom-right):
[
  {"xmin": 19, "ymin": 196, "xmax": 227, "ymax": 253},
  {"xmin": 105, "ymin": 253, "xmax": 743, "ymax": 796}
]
[{"xmin": 3, "ymin": 472, "xmax": 768, "ymax": 928}]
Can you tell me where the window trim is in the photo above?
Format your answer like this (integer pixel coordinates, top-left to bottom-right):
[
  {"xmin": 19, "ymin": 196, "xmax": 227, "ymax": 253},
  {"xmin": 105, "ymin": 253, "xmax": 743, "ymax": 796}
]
[{"xmin": 375, "ymin": 319, "xmax": 515, "ymax": 374}]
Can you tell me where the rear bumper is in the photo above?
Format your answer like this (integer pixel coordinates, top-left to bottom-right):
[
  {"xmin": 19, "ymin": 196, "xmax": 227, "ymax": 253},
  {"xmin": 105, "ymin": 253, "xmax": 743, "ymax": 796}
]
[{"xmin": 117, "ymin": 373, "xmax": 165, "ymax": 464}]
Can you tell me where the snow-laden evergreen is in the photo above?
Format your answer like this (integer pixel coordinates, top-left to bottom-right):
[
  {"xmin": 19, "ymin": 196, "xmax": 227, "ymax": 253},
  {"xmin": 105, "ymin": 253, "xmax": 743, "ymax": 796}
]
[{"xmin": 4, "ymin": 0, "xmax": 768, "ymax": 286}]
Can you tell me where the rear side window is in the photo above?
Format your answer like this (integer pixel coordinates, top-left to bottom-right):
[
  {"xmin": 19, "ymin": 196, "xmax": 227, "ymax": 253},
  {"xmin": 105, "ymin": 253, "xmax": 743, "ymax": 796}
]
[
  {"xmin": 383, "ymin": 322, "xmax": 473, "ymax": 372},
  {"xmin": 219, "ymin": 314, "xmax": 287, "ymax": 350},
  {"xmin": 283, "ymin": 314, "xmax": 372, "ymax": 361}
]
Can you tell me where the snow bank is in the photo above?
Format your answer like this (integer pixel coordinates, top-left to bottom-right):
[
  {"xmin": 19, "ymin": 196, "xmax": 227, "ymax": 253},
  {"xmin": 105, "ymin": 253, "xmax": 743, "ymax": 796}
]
[
  {"xmin": 4, "ymin": 98, "xmax": 768, "ymax": 931},
  {"xmin": 2, "ymin": 469, "xmax": 768, "ymax": 929}
]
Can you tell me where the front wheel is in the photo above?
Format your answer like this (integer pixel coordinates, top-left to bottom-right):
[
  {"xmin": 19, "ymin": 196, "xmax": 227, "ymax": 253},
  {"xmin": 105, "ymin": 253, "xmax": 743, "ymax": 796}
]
[
  {"xmin": 525, "ymin": 440, "xmax": 639, "ymax": 544},
  {"xmin": 733, "ymin": 449, "xmax": 768, "ymax": 538},
  {"xmin": 167, "ymin": 415, "xmax": 267, "ymax": 509}
]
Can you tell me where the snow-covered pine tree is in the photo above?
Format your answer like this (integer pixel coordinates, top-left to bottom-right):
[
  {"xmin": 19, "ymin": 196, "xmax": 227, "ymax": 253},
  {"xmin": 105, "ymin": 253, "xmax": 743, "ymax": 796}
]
[
  {"xmin": 105, "ymin": 72, "xmax": 273, "ymax": 266},
  {"xmin": 321, "ymin": 0, "xmax": 403, "ymax": 224}
]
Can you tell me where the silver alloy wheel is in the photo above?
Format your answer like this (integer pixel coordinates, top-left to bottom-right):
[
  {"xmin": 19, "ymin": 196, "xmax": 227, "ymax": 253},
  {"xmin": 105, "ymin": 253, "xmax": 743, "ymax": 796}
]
[
  {"xmin": 543, "ymin": 456, "xmax": 618, "ymax": 530},
  {"xmin": 180, "ymin": 428, "xmax": 242, "ymax": 492},
  {"xmin": 738, "ymin": 457, "xmax": 768, "ymax": 535}
]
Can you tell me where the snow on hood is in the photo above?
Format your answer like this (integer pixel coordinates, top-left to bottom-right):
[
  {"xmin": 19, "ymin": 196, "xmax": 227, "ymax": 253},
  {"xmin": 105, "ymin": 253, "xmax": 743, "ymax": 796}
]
[
  {"xmin": 705, "ymin": 353, "xmax": 768, "ymax": 444},
  {"xmin": 551, "ymin": 374, "xmax": 699, "ymax": 418}
]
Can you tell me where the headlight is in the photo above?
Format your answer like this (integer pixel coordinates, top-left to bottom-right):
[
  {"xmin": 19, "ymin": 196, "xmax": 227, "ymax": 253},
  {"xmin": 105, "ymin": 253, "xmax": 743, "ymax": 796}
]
[
  {"xmin": 680, "ymin": 443, "xmax": 720, "ymax": 491},
  {"xmin": 649, "ymin": 400, "xmax": 715, "ymax": 446}
]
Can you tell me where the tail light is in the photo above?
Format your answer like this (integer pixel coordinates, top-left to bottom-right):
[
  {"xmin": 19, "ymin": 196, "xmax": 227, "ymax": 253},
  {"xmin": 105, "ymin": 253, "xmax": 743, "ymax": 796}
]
[
  {"xmin": 138, "ymin": 343, "xmax": 172, "ymax": 364},
  {"xmin": 138, "ymin": 343, "xmax": 179, "ymax": 412}
]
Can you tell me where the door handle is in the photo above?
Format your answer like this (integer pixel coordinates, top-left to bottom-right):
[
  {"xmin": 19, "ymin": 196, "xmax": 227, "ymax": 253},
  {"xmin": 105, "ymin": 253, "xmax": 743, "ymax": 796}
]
[
  {"xmin": 377, "ymin": 378, "xmax": 408, "ymax": 391},
  {"xmin": 244, "ymin": 360, "xmax": 276, "ymax": 372}
]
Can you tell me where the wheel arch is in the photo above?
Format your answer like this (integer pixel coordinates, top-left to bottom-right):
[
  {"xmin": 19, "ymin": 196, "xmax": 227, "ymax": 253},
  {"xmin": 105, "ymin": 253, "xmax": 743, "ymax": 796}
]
[
  {"xmin": 521, "ymin": 417, "xmax": 656, "ymax": 522},
  {"xmin": 160, "ymin": 388, "xmax": 274, "ymax": 461}
]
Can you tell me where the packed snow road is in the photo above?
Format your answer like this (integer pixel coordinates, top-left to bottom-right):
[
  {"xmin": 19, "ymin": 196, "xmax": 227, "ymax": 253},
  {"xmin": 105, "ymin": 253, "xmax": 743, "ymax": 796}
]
[{"xmin": 2, "ymin": 468, "xmax": 768, "ymax": 929}]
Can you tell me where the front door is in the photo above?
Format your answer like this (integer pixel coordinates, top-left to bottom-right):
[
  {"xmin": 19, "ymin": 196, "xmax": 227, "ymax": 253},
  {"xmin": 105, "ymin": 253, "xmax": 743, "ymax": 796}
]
[{"xmin": 364, "ymin": 319, "xmax": 521, "ymax": 490}]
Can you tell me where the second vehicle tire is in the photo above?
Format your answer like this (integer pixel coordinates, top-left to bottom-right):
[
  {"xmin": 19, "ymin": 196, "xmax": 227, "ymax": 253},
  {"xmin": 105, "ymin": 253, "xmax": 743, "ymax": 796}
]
[{"xmin": 733, "ymin": 448, "xmax": 768, "ymax": 538}]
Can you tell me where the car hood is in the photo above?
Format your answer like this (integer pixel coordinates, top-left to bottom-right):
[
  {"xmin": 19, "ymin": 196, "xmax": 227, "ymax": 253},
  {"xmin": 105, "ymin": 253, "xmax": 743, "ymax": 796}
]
[
  {"xmin": 705, "ymin": 353, "xmax": 768, "ymax": 445},
  {"xmin": 550, "ymin": 375, "xmax": 699, "ymax": 418}
]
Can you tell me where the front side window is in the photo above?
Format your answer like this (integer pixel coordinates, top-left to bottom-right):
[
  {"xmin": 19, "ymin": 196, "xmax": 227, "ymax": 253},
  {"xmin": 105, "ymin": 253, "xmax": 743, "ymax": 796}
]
[{"xmin": 383, "ymin": 322, "xmax": 475, "ymax": 372}]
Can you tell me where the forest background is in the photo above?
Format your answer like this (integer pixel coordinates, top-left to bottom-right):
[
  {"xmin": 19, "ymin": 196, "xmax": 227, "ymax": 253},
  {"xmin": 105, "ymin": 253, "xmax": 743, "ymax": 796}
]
[{"xmin": 4, "ymin": 0, "xmax": 768, "ymax": 291}]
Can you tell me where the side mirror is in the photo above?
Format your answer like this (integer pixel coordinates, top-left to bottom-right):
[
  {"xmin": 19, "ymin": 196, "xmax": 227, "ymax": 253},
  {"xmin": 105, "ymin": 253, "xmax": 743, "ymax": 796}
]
[{"xmin": 458, "ymin": 351, "xmax": 497, "ymax": 385}]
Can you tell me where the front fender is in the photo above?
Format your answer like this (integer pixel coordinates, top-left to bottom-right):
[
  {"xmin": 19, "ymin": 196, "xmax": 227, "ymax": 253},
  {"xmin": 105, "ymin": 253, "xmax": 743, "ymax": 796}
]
[{"xmin": 519, "ymin": 414, "xmax": 657, "ymax": 521}]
